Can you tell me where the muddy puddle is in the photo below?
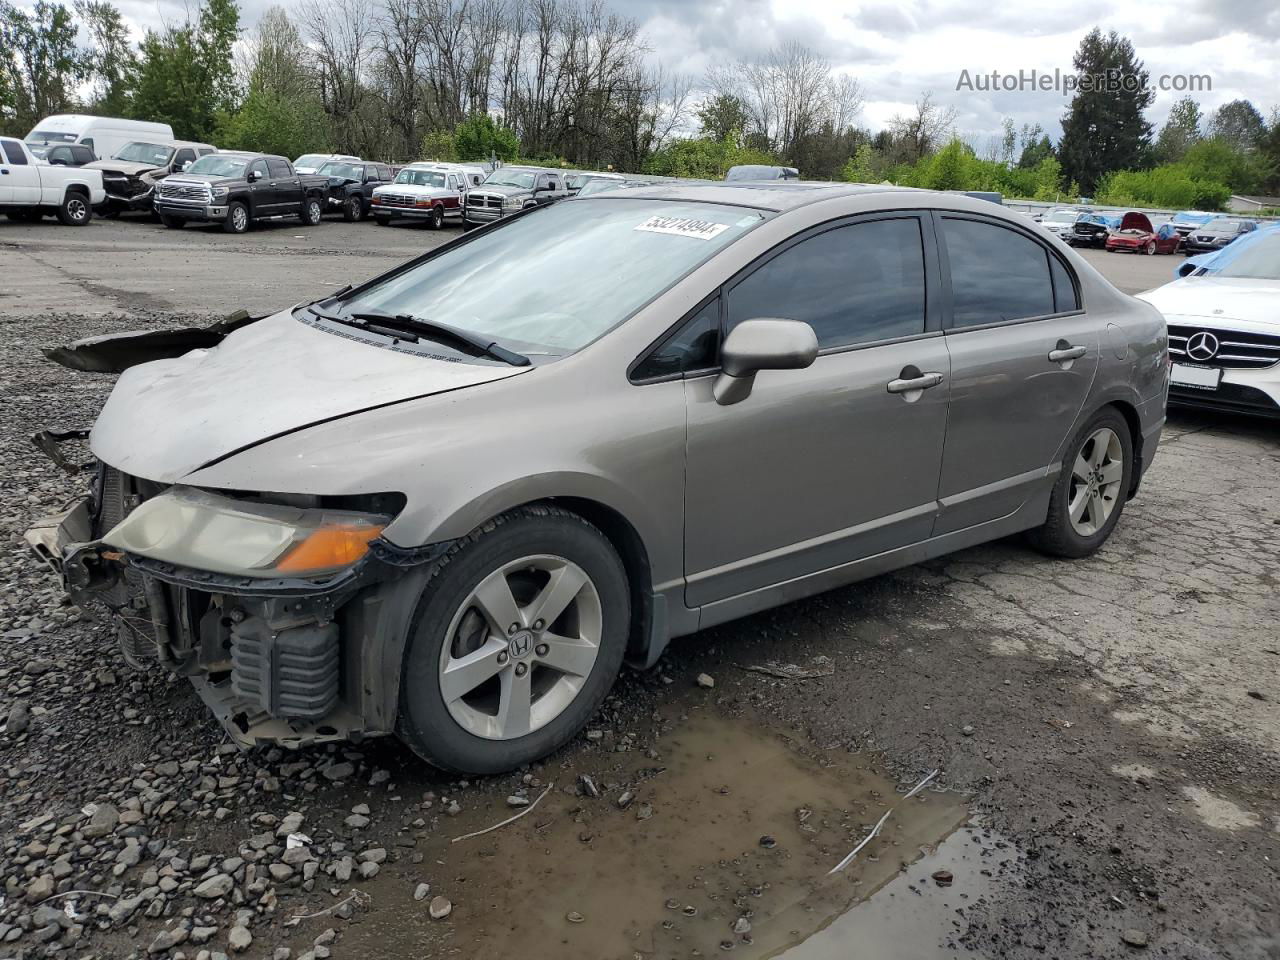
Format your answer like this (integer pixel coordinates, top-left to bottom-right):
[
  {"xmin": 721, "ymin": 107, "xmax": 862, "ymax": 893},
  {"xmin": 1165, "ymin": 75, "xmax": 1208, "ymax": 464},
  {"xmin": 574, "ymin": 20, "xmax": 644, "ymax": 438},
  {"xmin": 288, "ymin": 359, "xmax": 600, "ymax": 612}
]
[{"xmin": 337, "ymin": 708, "xmax": 981, "ymax": 958}]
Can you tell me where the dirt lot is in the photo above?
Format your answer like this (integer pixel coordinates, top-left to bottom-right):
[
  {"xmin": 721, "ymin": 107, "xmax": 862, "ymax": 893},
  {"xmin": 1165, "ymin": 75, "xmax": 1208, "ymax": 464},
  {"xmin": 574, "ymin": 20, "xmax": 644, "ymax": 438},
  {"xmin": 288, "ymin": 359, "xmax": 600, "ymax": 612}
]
[{"xmin": 0, "ymin": 214, "xmax": 1277, "ymax": 960}]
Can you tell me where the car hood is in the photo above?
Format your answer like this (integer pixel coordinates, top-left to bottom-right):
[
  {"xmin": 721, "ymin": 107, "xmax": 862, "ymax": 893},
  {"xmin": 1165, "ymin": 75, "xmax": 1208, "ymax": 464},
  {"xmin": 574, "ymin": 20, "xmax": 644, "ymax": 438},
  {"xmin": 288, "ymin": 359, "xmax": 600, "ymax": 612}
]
[
  {"xmin": 1118, "ymin": 212, "xmax": 1153, "ymax": 233},
  {"xmin": 90, "ymin": 309, "xmax": 531, "ymax": 483},
  {"xmin": 471, "ymin": 183, "xmax": 530, "ymax": 197},
  {"xmin": 87, "ymin": 159, "xmax": 161, "ymax": 176},
  {"xmin": 1137, "ymin": 276, "xmax": 1280, "ymax": 326}
]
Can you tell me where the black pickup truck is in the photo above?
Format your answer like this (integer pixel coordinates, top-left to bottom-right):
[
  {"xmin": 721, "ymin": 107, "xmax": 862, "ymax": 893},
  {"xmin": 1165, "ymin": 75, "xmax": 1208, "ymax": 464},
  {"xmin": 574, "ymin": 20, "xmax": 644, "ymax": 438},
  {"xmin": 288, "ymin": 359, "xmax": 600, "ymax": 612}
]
[
  {"xmin": 153, "ymin": 152, "xmax": 329, "ymax": 233},
  {"xmin": 316, "ymin": 159, "xmax": 394, "ymax": 221}
]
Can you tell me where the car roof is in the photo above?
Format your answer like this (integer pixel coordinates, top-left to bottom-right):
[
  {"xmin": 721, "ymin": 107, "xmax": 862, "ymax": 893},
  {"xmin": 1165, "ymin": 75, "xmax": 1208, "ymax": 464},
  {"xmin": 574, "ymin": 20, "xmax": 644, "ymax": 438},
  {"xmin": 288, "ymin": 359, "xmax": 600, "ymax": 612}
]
[{"xmin": 584, "ymin": 180, "xmax": 920, "ymax": 212}]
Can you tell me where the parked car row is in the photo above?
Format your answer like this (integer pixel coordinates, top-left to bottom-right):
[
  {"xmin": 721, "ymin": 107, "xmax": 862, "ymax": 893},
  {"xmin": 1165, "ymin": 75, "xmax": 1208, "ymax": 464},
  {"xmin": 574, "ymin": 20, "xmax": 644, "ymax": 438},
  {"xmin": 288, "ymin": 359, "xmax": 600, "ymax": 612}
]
[{"xmin": 1031, "ymin": 205, "xmax": 1262, "ymax": 257}]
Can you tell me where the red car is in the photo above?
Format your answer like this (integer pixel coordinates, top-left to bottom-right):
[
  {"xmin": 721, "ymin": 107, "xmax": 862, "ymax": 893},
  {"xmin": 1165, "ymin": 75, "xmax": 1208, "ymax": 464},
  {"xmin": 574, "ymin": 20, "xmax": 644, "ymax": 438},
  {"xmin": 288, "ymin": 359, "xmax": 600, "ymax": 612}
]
[{"xmin": 1104, "ymin": 212, "xmax": 1182, "ymax": 255}]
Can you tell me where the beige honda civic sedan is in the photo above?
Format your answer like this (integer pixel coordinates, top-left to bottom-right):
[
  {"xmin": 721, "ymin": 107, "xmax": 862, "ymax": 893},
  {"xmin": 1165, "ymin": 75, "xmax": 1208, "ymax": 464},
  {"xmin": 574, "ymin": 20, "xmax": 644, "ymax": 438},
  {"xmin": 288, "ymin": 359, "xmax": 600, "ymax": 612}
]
[{"xmin": 29, "ymin": 182, "xmax": 1168, "ymax": 772}]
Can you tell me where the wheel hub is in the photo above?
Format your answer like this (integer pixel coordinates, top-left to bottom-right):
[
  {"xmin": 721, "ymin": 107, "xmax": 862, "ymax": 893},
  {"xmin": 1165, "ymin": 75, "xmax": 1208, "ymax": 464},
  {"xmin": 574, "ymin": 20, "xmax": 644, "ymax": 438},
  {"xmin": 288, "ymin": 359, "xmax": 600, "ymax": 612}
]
[{"xmin": 507, "ymin": 629, "xmax": 535, "ymax": 660}]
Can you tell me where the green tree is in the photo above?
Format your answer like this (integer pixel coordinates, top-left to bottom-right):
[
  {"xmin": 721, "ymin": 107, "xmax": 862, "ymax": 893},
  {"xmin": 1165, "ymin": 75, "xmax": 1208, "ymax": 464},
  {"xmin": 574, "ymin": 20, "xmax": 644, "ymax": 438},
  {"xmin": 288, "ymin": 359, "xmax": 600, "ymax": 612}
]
[
  {"xmin": 1261, "ymin": 112, "xmax": 1280, "ymax": 193},
  {"xmin": 453, "ymin": 112, "xmax": 519, "ymax": 162},
  {"xmin": 132, "ymin": 0, "xmax": 240, "ymax": 142},
  {"xmin": 922, "ymin": 138, "xmax": 972, "ymax": 190},
  {"xmin": 1057, "ymin": 28, "xmax": 1154, "ymax": 193},
  {"xmin": 1155, "ymin": 96, "xmax": 1202, "ymax": 163},
  {"xmin": 420, "ymin": 129, "xmax": 458, "ymax": 161},
  {"xmin": 75, "ymin": 0, "xmax": 135, "ymax": 115},
  {"xmin": 1017, "ymin": 133, "xmax": 1054, "ymax": 168},
  {"xmin": 1206, "ymin": 99, "xmax": 1266, "ymax": 153},
  {"xmin": 696, "ymin": 94, "xmax": 749, "ymax": 143},
  {"xmin": 215, "ymin": 88, "xmax": 325, "ymax": 158},
  {"xmin": 1180, "ymin": 137, "xmax": 1264, "ymax": 194},
  {"xmin": 840, "ymin": 142, "xmax": 878, "ymax": 183},
  {"xmin": 1031, "ymin": 155, "xmax": 1064, "ymax": 200},
  {"xmin": 0, "ymin": 0, "xmax": 85, "ymax": 132}
]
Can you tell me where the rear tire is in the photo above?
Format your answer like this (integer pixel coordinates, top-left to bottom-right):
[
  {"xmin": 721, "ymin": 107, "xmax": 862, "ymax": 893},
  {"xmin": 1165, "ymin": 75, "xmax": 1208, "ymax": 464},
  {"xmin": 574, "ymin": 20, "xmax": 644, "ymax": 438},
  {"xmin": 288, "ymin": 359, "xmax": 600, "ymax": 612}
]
[
  {"xmin": 300, "ymin": 196, "xmax": 323, "ymax": 226},
  {"xmin": 57, "ymin": 191, "xmax": 91, "ymax": 226},
  {"xmin": 397, "ymin": 505, "xmax": 630, "ymax": 774},
  {"xmin": 1028, "ymin": 408, "xmax": 1133, "ymax": 559}
]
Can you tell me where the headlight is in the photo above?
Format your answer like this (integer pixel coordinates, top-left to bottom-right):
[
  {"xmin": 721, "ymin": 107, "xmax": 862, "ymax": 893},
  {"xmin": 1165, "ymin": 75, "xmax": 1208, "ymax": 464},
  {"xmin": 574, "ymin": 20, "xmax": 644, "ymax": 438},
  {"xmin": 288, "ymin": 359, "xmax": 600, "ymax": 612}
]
[
  {"xmin": 102, "ymin": 486, "xmax": 388, "ymax": 579},
  {"xmin": 210, "ymin": 186, "xmax": 228, "ymax": 200}
]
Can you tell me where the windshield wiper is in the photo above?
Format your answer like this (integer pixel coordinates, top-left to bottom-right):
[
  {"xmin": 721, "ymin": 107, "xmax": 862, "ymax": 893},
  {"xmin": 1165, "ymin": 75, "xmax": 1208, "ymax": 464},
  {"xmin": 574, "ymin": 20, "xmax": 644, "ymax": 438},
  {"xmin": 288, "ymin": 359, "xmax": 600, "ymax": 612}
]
[{"xmin": 309, "ymin": 307, "xmax": 530, "ymax": 366}]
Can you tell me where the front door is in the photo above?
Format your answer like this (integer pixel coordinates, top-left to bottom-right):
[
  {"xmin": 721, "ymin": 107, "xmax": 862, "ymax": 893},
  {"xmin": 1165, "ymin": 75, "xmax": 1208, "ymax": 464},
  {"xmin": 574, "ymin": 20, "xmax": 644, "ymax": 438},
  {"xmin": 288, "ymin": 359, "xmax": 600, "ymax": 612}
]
[
  {"xmin": 683, "ymin": 213, "xmax": 950, "ymax": 608},
  {"xmin": 247, "ymin": 159, "xmax": 276, "ymax": 214},
  {"xmin": 0, "ymin": 139, "xmax": 39, "ymax": 203},
  {"xmin": 933, "ymin": 213, "xmax": 1100, "ymax": 534}
]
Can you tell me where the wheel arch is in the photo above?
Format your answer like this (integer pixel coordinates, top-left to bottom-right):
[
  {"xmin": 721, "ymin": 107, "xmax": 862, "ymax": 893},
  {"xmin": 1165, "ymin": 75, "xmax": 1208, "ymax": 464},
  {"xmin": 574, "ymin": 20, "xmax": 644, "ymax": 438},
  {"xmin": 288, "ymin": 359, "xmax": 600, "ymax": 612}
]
[{"xmin": 1100, "ymin": 398, "xmax": 1144, "ymax": 498}]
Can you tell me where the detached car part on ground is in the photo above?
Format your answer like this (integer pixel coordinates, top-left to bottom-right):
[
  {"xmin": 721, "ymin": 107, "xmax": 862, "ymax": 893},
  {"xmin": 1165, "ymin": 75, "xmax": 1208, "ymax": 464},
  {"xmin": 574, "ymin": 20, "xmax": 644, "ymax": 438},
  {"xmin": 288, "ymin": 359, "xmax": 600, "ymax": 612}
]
[
  {"xmin": 154, "ymin": 152, "xmax": 330, "ymax": 233},
  {"xmin": 28, "ymin": 184, "xmax": 1168, "ymax": 774}
]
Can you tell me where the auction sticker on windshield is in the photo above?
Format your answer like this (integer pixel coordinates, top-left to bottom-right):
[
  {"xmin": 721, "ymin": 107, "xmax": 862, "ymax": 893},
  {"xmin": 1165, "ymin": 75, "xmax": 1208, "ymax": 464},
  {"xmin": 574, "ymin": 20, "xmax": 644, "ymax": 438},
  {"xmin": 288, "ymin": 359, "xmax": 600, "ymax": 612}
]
[{"xmin": 635, "ymin": 215, "xmax": 731, "ymax": 240}]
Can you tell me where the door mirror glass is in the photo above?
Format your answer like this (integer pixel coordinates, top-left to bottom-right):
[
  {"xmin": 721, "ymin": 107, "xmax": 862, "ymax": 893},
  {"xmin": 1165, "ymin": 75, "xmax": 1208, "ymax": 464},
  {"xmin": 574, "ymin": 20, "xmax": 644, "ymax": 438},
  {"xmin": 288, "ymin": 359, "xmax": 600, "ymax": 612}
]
[
  {"xmin": 248, "ymin": 169, "xmax": 263, "ymax": 182},
  {"xmin": 713, "ymin": 318, "xmax": 818, "ymax": 405}
]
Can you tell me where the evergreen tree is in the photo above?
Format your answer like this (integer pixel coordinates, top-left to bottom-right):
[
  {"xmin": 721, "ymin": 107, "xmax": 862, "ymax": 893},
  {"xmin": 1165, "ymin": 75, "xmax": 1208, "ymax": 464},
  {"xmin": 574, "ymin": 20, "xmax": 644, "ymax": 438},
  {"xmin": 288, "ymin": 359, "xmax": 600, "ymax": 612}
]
[
  {"xmin": 1155, "ymin": 96, "xmax": 1202, "ymax": 163},
  {"xmin": 132, "ymin": 0, "xmax": 239, "ymax": 141},
  {"xmin": 1058, "ymin": 28, "xmax": 1154, "ymax": 193},
  {"xmin": 1206, "ymin": 99, "xmax": 1266, "ymax": 153}
]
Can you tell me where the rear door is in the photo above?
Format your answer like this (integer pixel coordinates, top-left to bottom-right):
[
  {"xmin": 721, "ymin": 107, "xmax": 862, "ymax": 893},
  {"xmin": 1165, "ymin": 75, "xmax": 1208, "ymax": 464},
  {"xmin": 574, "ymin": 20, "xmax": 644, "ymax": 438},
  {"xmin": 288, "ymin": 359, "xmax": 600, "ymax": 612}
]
[
  {"xmin": 269, "ymin": 158, "xmax": 300, "ymax": 211},
  {"xmin": 682, "ymin": 213, "xmax": 950, "ymax": 607},
  {"xmin": 933, "ymin": 213, "xmax": 1099, "ymax": 534}
]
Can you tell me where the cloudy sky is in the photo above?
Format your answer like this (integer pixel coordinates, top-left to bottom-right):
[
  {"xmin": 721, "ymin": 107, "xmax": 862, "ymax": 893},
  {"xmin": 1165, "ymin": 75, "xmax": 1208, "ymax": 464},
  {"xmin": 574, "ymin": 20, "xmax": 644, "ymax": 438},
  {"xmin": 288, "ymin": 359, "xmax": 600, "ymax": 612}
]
[{"xmin": 103, "ymin": 0, "xmax": 1280, "ymax": 142}]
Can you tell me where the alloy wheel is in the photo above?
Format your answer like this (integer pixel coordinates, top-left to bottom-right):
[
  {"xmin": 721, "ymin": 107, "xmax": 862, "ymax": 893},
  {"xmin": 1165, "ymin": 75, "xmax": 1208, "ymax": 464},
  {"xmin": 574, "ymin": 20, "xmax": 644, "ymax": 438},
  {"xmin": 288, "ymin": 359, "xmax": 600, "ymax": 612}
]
[
  {"xmin": 67, "ymin": 198, "xmax": 88, "ymax": 222},
  {"xmin": 308, "ymin": 200, "xmax": 322, "ymax": 224},
  {"xmin": 437, "ymin": 555, "xmax": 602, "ymax": 741},
  {"xmin": 231, "ymin": 206, "xmax": 247, "ymax": 232},
  {"xmin": 1068, "ymin": 427, "xmax": 1124, "ymax": 537}
]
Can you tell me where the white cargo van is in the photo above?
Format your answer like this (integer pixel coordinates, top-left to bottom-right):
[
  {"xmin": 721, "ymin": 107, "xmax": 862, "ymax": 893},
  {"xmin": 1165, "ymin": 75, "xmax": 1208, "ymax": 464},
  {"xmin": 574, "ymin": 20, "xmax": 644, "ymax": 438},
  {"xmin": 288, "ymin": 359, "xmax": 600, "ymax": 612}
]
[{"xmin": 25, "ymin": 115, "xmax": 175, "ymax": 162}]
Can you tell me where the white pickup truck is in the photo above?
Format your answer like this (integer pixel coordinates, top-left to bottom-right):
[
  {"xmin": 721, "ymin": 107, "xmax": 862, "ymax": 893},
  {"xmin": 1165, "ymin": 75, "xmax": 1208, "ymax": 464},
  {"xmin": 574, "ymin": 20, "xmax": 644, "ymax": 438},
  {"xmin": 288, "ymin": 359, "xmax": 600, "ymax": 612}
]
[{"xmin": 0, "ymin": 136, "xmax": 105, "ymax": 226}]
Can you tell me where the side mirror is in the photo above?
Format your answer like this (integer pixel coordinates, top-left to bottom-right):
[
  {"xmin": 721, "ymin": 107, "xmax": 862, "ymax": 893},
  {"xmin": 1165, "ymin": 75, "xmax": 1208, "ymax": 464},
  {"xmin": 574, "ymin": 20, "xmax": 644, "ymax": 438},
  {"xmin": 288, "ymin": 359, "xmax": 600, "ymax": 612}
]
[
  {"xmin": 248, "ymin": 169, "xmax": 262, "ymax": 182},
  {"xmin": 713, "ymin": 318, "xmax": 818, "ymax": 406},
  {"xmin": 175, "ymin": 162, "xmax": 188, "ymax": 172}
]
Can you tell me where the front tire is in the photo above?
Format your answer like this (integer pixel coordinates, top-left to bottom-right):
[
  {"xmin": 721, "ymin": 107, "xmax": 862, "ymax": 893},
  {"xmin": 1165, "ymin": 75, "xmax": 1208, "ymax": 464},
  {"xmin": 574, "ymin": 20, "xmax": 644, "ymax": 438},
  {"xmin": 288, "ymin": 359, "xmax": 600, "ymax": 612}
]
[
  {"xmin": 160, "ymin": 215, "xmax": 185, "ymax": 229},
  {"xmin": 223, "ymin": 201, "xmax": 249, "ymax": 234},
  {"xmin": 57, "ymin": 192, "xmax": 91, "ymax": 226},
  {"xmin": 397, "ymin": 505, "xmax": 630, "ymax": 774},
  {"xmin": 1028, "ymin": 408, "xmax": 1133, "ymax": 559},
  {"xmin": 343, "ymin": 195, "xmax": 364, "ymax": 222},
  {"xmin": 375, "ymin": 215, "xmax": 391, "ymax": 226},
  {"xmin": 425, "ymin": 204, "xmax": 444, "ymax": 230}
]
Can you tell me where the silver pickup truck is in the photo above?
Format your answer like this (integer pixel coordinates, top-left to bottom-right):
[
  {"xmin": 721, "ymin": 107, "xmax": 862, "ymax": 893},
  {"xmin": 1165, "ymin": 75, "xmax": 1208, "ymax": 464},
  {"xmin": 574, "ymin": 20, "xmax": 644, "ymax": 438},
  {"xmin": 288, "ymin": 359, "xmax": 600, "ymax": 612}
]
[
  {"xmin": 0, "ymin": 136, "xmax": 105, "ymax": 225},
  {"xmin": 463, "ymin": 166, "xmax": 569, "ymax": 228}
]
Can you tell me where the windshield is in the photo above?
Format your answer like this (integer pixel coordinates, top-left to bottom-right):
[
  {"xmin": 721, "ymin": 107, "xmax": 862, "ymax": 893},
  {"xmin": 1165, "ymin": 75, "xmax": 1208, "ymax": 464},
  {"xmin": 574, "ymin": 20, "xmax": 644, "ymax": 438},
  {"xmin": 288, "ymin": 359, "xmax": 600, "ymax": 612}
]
[
  {"xmin": 395, "ymin": 169, "xmax": 447, "ymax": 187},
  {"xmin": 184, "ymin": 154, "xmax": 250, "ymax": 177},
  {"xmin": 1204, "ymin": 218, "xmax": 1244, "ymax": 231},
  {"xmin": 483, "ymin": 170, "xmax": 536, "ymax": 189},
  {"xmin": 113, "ymin": 142, "xmax": 175, "ymax": 165},
  {"xmin": 295, "ymin": 154, "xmax": 330, "ymax": 168},
  {"xmin": 1045, "ymin": 210, "xmax": 1078, "ymax": 223},
  {"xmin": 335, "ymin": 199, "xmax": 764, "ymax": 354},
  {"xmin": 320, "ymin": 161, "xmax": 362, "ymax": 180},
  {"xmin": 1215, "ymin": 234, "xmax": 1280, "ymax": 281},
  {"xmin": 25, "ymin": 131, "xmax": 77, "ymax": 157}
]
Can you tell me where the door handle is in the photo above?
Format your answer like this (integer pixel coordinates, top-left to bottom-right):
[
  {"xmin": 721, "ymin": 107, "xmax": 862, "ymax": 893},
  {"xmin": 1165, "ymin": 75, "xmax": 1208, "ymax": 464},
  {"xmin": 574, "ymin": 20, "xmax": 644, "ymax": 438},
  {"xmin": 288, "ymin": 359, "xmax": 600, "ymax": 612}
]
[
  {"xmin": 1, "ymin": 169, "xmax": 9, "ymax": 174},
  {"xmin": 886, "ymin": 372, "xmax": 944, "ymax": 394},
  {"xmin": 1048, "ymin": 345, "xmax": 1087, "ymax": 363}
]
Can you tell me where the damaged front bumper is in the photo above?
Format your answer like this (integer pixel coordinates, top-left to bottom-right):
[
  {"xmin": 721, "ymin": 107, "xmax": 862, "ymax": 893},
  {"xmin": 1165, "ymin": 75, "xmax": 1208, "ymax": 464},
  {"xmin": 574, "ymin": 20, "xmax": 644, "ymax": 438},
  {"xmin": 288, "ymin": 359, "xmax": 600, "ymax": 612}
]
[{"xmin": 27, "ymin": 469, "xmax": 446, "ymax": 751}]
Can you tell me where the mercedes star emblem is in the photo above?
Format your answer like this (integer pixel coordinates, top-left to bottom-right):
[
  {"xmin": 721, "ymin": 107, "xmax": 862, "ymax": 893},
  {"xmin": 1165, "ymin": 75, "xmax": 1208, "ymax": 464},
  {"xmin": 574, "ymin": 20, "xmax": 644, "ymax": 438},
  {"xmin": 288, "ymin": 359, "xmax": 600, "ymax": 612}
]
[{"xmin": 1185, "ymin": 331, "xmax": 1220, "ymax": 362}]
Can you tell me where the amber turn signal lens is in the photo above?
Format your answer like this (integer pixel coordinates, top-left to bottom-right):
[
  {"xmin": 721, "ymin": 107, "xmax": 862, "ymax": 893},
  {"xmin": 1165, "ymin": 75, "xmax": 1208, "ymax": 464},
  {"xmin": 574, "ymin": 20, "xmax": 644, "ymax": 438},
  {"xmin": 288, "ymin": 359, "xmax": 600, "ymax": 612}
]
[{"xmin": 276, "ymin": 523, "xmax": 384, "ymax": 575}]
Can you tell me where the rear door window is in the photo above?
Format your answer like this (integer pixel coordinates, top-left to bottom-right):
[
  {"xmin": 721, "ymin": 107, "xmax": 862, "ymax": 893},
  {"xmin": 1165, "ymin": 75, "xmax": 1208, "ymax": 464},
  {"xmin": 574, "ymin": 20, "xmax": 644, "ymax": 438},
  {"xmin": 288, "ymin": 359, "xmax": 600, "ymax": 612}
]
[
  {"xmin": 2, "ymin": 140, "xmax": 28, "ymax": 164},
  {"xmin": 267, "ymin": 158, "xmax": 291, "ymax": 178},
  {"xmin": 941, "ymin": 217, "xmax": 1056, "ymax": 327}
]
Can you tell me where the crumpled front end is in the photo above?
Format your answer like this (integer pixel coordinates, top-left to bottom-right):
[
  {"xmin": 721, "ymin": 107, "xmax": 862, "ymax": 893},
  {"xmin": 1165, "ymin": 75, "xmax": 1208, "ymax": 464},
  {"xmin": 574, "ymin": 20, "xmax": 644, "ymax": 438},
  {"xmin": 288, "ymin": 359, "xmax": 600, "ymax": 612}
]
[{"xmin": 27, "ymin": 452, "xmax": 443, "ymax": 750}]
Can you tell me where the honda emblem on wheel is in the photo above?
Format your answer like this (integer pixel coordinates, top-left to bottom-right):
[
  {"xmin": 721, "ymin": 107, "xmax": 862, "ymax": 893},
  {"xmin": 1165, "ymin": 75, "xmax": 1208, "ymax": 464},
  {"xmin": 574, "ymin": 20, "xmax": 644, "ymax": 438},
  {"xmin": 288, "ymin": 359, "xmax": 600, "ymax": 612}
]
[{"xmin": 1186, "ymin": 331, "xmax": 1219, "ymax": 362}]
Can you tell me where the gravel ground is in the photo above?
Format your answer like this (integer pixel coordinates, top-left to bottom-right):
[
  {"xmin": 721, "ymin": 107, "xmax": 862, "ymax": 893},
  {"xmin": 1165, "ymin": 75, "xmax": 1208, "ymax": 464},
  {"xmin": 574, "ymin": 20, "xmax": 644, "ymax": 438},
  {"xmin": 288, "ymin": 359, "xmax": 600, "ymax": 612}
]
[{"xmin": 0, "ymin": 218, "xmax": 1277, "ymax": 959}]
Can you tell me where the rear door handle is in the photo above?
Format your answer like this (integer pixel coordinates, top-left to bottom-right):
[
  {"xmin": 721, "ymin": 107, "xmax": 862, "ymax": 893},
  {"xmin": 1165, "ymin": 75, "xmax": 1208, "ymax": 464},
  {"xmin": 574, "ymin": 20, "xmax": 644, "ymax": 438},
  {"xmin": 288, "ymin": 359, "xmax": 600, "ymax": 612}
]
[
  {"xmin": 1048, "ymin": 345, "xmax": 1087, "ymax": 362},
  {"xmin": 886, "ymin": 372, "xmax": 944, "ymax": 394}
]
